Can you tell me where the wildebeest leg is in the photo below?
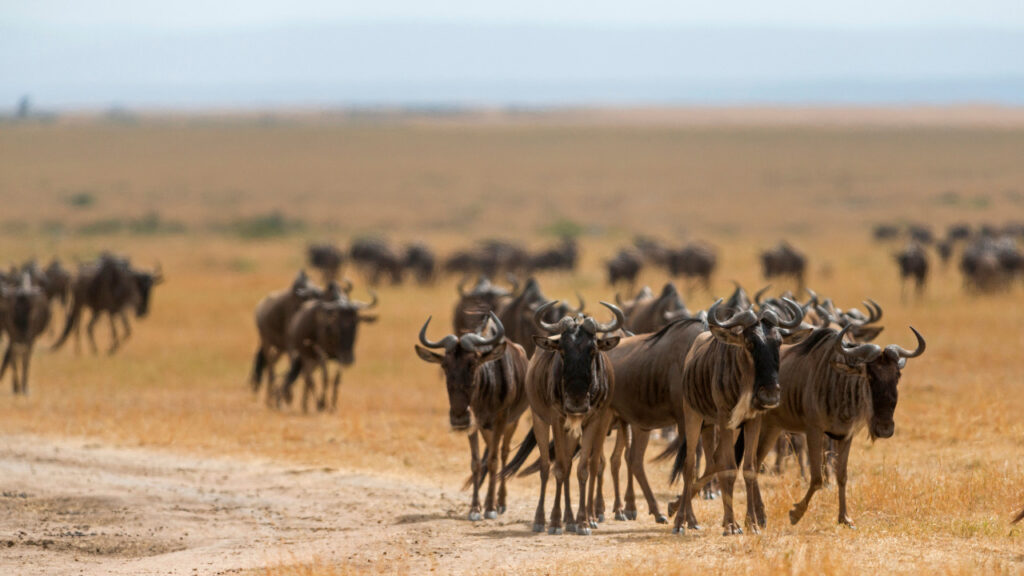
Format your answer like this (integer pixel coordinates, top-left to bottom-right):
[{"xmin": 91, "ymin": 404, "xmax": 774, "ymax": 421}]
[
  {"xmin": 757, "ymin": 423, "xmax": 784, "ymax": 474},
  {"xmin": 264, "ymin": 349, "xmax": 280, "ymax": 408},
  {"xmin": 789, "ymin": 429, "xmax": 824, "ymax": 524},
  {"xmin": 300, "ymin": 363, "xmax": 316, "ymax": 414},
  {"xmin": 835, "ymin": 438, "xmax": 856, "ymax": 528},
  {"xmin": 585, "ymin": 413, "xmax": 612, "ymax": 531},
  {"xmin": 329, "ymin": 370, "xmax": 341, "ymax": 412},
  {"xmin": 21, "ymin": 346, "xmax": 33, "ymax": 396},
  {"xmin": 10, "ymin": 349, "xmax": 22, "ymax": 395},
  {"xmin": 561, "ymin": 432, "xmax": 577, "ymax": 534},
  {"xmin": 483, "ymin": 419, "xmax": 504, "ymax": 519},
  {"xmin": 574, "ymin": 424, "xmax": 594, "ymax": 535},
  {"xmin": 793, "ymin": 433, "xmax": 808, "ymax": 480},
  {"xmin": 700, "ymin": 426, "xmax": 719, "ymax": 500},
  {"xmin": 497, "ymin": 418, "xmax": 518, "ymax": 515},
  {"xmin": 674, "ymin": 408, "xmax": 703, "ymax": 534},
  {"xmin": 107, "ymin": 314, "xmax": 121, "ymax": 355},
  {"xmin": 468, "ymin": 431, "xmax": 483, "ymax": 521},
  {"xmin": 86, "ymin": 311, "xmax": 101, "ymax": 355},
  {"xmin": 548, "ymin": 424, "xmax": 566, "ymax": 535},
  {"xmin": 119, "ymin": 311, "xmax": 132, "ymax": 342},
  {"xmin": 628, "ymin": 428, "xmax": 667, "ymax": 523},
  {"xmin": 823, "ymin": 437, "xmax": 836, "ymax": 486},
  {"xmin": 715, "ymin": 419, "xmax": 741, "ymax": 535},
  {"xmin": 742, "ymin": 417, "xmax": 766, "ymax": 531},
  {"xmin": 772, "ymin": 434, "xmax": 790, "ymax": 475},
  {"xmin": 609, "ymin": 422, "xmax": 627, "ymax": 521},
  {"xmin": 593, "ymin": 449, "xmax": 606, "ymax": 523},
  {"xmin": 316, "ymin": 357, "xmax": 330, "ymax": 411},
  {"xmin": 532, "ymin": 419, "xmax": 552, "ymax": 532},
  {"xmin": 623, "ymin": 424, "xmax": 638, "ymax": 520}
]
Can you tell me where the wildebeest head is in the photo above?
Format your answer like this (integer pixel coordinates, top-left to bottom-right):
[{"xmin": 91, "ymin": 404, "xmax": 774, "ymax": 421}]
[
  {"xmin": 708, "ymin": 297, "xmax": 811, "ymax": 411},
  {"xmin": 130, "ymin": 264, "xmax": 164, "ymax": 318},
  {"xmin": 314, "ymin": 292, "xmax": 378, "ymax": 366},
  {"xmin": 833, "ymin": 325, "xmax": 925, "ymax": 439},
  {"xmin": 415, "ymin": 312, "xmax": 508, "ymax": 431},
  {"xmin": 533, "ymin": 301, "xmax": 623, "ymax": 416}
]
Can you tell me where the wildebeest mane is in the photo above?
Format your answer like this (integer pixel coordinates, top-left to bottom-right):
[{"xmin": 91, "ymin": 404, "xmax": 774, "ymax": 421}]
[{"xmin": 643, "ymin": 316, "xmax": 707, "ymax": 348}]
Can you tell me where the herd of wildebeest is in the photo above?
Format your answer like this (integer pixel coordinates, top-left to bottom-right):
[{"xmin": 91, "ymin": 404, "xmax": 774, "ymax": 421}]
[{"xmin": 1, "ymin": 219, "xmax": 1022, "ymax": 534}]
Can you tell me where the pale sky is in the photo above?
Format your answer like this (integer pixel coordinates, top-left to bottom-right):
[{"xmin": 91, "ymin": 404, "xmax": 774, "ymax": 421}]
[{"xmin": 5, "ymin": 0, "xmax": 1024, "ymax": 30}]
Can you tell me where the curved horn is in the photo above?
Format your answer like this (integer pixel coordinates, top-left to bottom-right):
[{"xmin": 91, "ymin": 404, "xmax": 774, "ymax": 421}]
[
  {"xmin": 754, "ymin": 285, "xmax": 772, "ymax": 307},
  {"xmin": 461, "ymin": 312, "xmax": 506, "ymax": 350},
  {"xmin": 815, "ymin": 304, "xmax": 835, "ymax": 327},
  {"xmin": 457, "ymin": 276, "xmax": 470, "ymax": 297},
  {"xmin": 533, "ymin": 300, "xmax": 572, "ymax": 335},
  {"xmin": 773, "ymin": 297, "xmax": 805, "ymax": 329},
  {"xmin": 887, "ymin": 326, "xmax": 926, "ymax": 359},
  {"xmin": 351, "ymin": 289, "xmax": 378, "ymax": 310},
  {"xmin": 614, "ymin": 292, "xmax": 624, "ymax": 308},
  {"xmin": 573, "ymin": 292, "xmax": 586, "ymax": 314},
  {"xmin": 834, "ymin": 324, "xmax": 883, "ymax": 363},
  {"xmin": 419, "ymin": 316, "xmax": 457, "ymax": 350},
  {"xmin": 708, "ymin": 299, "xmax": 757, "ymax": 330},
  {"xmin": 864, "ymin": 299, "xmax": 883, "ymax": 324},
  {"xmin": 802, "ymin": 288, "xmax": 818, "ymax": 312},
  {"xmin": 590, "ymin": 301, "xmax": 625, "ymax": 333}
]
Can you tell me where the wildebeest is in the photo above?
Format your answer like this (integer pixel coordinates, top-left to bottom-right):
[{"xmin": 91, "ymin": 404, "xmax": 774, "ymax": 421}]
[
  {"xmin": 618, "ymin": 282, "xmax": 689, "ymax": 334},
  {"xmin": 528, "ymin": 237, "xmax": 579, "ymax": 273},
  {"xmin": 51, "ymin": 253, "xmax": 163, "ymax": 355},
  {"xmin": 476, "ymin": 240, "xmax": 530, "ymax": 277},
  {"xmin": 350, "ymin": 238, "xmax": 403, "ymax": 286},
  {"xmin": 415, "ymin": 313, "xmax": 529, "ymax": 520},
  {"xmin": 669, "ymin": 242, "xmax": 717, "ymax": 294},
  {"xmin": 0, "ymin": 273, "xmax": 52, "ymax": 395},
  {"xmin": 756, "ymin": 324, "xmax": 925, "ymax": 527},
  {"xmin": 606, "ymin": 249, "xmax": 643, "ymax": 287},
  {"xmin": 761, "ymin": 242, "xmax": 807, "ymax": 290},
  {"xmin": 960, "ymin": 236, "xmax": 1022, "ymax": 292},
  {"xmin": 505, "ymin": 301, "xmax": 624, "ymax": 535},
  {"xmin": 872, "ymin": 224, "xmax": 901, "ymax": 241},
  {"xmin": 307, "ymin": 243, "xmax": 346, "ymax": 285},
  {"xmin": 403, "ymin": 242, "xmax": 437, "ymax": 285},
  {"xmin": 936, "ymin": 240, "xmax": 953, "ymax": 268},
  {"xmin": 495, "ymin": 277, "xmax": 583, "ymax": 357},
  {"xmin": 452, "ymin": 276, "xmax": 515, "ymax": 335},
  {"xmin": 896, "ymin": 243, "xmax": 929, "ymax": 300},
  {"xmin": 279, "ymin": 290, "xmax": 378, "ymax": 412},
  {"xmin": 671, "ymin": 297, "xmax": 809, "ymax": 535},
  {"xmin": 633, "ymin": 236, "xmax": 673, "ymax": 269},
  {"xmin": 251, "ymin": 270, "xmax": 324, "ymax": 406},
  {"xmin": 908, "ymin": 224, "xmax": 934, "ymax": 245}
]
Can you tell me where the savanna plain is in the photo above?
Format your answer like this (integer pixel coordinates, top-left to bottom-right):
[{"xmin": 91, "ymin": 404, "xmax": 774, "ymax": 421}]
[{"xmin": 1, "ymin": 108, "xmax": 1023, "ymax": 575}]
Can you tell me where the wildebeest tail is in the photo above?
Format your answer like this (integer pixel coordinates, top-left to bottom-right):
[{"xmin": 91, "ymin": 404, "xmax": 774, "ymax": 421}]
[
  {"xmin": 0, "ymin": 346, "xmax": 10, "ymax": 381},
  {"xmin": 500, "ymin": 429, "xmax": 537, "ymax": 480},
  {"xmin": 50, "ymin": 296, "xmax": 81, "ymax": 351},
  {"xmin": 519, "ymin": 441, "xmax": 579, "ymax": 476},
  {"xmin": 669, "ymin": 435, "xmax": 688, "ymax": 485},
  {"xmin": 280, "ymin": 357, "xmax": 303, "ymax": 404},
  {"xmin": 250, "ymin": 347, "xmax": 266, "ymax": 391},
  {"xmin": 653, "ymin": 435, "xmax": 682, "ymax": 463}
]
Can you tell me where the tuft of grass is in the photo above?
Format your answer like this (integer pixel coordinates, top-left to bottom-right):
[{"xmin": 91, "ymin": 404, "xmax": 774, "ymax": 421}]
[
  {"xmin": 65, "ymin": 191, "xmax": 97, "ymax": 209},
  {"xmin": 228, "ymin": 211, "xmax": 306, "ymax": 239}
]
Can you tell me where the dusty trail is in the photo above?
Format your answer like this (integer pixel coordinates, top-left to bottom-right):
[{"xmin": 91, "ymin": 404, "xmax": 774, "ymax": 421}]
[{"xmin": 0, "ymin": 434, "xmax": 668, "ymax": 575}]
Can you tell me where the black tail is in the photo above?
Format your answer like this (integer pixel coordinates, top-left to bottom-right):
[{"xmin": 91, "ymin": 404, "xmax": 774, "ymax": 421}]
[
  {"xmin": 50, "ymin": 296, "xmax": 81, "ymax": 351},
  {"xmin": 669, "ymin": 435, "xmax": 688, "ymax": 485},
  {"xmin": 734, "ymin": 428, "xmax": 745, "ymax": 466},
  {"xmin": 500, "ymin": 429, "xmax": 537, "ymax": 480},
  {"xmin": 250, "ymin": 347, "xmax": 266, "ymax": 391},
  {"xmin": 281, "ymin": 357, "xmax": 303, "ymax": 404},
  {"xmin": 518, "ymin": 440, "xmax": 580, "ymax": 477},
  {"xmin": 653, "ymin": 435, "xmax": 682, "ymax": 463}
]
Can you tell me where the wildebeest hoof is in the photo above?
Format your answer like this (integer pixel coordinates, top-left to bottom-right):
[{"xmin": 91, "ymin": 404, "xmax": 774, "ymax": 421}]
[
  {"xmin": 702, "ymin": 489, "xmax": 719, "ymax": 500},
  {"xmin": 789, "ymin": 507, "xmax": 804, "ymax": 525},
  {"xmin": 839, "ymin": 516, "xmax": 856, "ymax": 529},
  {"xmin": 548, "ymin": 526, "xmax": 563, "ymax": 535},
  {"xmin": 625, "ymin": 510, "xmax": 638, "ymax": 521},
  {"xmin": 497, "ymin": 506, "xmax": 507, "ymax": 515},
  {"xmin": 672, "ymin": 525, "xmax": 686, "ymax": 535},
  {"xmin": 576, "ymin": 526, "xmax": 592, "ymax": 536},
  {"xmin": 468, "ymin": 511, "xmax": 482, "ymax": 522},
  {"xmin": 589, "ymin": 520, "xmax": 598, "ymax": 530},
  {"xmin": 485, "ymin": 510, "xmax": 498, "ymax": 520},
  {"xmin": 597, "ymin": 513, "xmax": 605, "ymax": 523},
  {"xmin": 655, "ymin": 514, "xmax": 668, "ymax": 524},
  {"xmin": 614, "ymin": 511, "xmax": 627, "ymax": 521},
  {"xmin": 722, "ymin": 523, "xmax": 743, "ymax": 536},
  {"xmin": 532, "ymin": 523, "xmax": 545, "ymax": 533},
  {"xmin": 565, "ymin": 522, "xmax": 577, "ymax": 534}
]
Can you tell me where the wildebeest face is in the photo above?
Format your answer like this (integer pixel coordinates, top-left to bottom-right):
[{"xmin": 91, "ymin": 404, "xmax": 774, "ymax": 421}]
[
  {"xmin": 416, "ymin": 341, "xmax": 506, "ymax": 430},
  {"xmin": 318, "ymin": 305, "xmax": 376, "ymax": 366},
  {"xmin": 132, "ymin": 273, "xmax": 156, "ymax": 317},
  {"xmin": 535, "ymin": 325, "xmax": 619, "ymax": 415},
  {"xmin": 864, "ymin": 355, "xmax": 900, "ymax": 439}
]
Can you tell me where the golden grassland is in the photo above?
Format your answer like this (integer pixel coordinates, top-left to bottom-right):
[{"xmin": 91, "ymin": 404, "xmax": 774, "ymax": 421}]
[{"xmin": 1, "ymin": 111, "xmax": 1024, "ymax": 574}]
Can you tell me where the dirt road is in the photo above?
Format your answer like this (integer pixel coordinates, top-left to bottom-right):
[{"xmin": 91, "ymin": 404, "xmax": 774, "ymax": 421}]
[{"xmin": 0, "ymin": 434, "xmax": 676, "ymax": 575}]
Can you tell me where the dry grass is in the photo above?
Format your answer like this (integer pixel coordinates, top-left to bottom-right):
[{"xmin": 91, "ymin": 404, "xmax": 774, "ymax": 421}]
[{"xmin": 2, "ymin": 111, "xmax": 1024, "ymax": 575}]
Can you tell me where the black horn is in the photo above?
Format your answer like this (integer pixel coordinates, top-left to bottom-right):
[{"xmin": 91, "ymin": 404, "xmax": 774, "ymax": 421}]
[
  {"xmin": 533, "ymin": 300, "xmax": 574, "ymax": 335},
  {"xmin": 887, "ymin": 326, "xmax": 926, "ymax": 359},
  {"xmin": 419, "ymin": 316, "xmax": 458, "ymax": 350},
  {"xmin": 461, "ymin": 312, "xmax": 505, "ymax": 351},
  {"xmin": 834, "ymin": 325, "xmax": 883, "ymax": 363}
]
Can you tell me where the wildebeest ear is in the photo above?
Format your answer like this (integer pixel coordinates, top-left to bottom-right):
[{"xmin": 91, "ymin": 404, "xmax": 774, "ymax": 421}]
[
  {"xmin": 709, "ymin": 325, "xmax": 745, "ymax": 347},
  {"xmin": 358, "ymin": 314, "xmax": 379, "ymax": 324},
  {"xmin": 852, "ymin": 325, "xmax": 884, "ymax": 342},
  {"xmin": 533, "ymin": 335, "xmax": 560, "ymax": 351},
  {"xmin": 477, "ymin": 341, "xmax": 507, "ymax": 364},
  {"xmin": 414, "ymin": 345, "xmax": 444, "ymax": 364},
  {"xmin": 780, "ymin": 326, "xmax": 814, "ymax": 344},
  {"xmin": 596, "ymin": 336, "xmax": 620, "ymax": 351},
  {"xmin": 830, "ymin": 360, "xmax": 864, "ymax": 376}
]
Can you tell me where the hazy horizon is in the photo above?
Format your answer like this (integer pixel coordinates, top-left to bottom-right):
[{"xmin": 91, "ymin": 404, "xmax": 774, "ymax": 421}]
[{"xmin": 5, "ymin": 7, "xmax": 1024, "ymax": 111}]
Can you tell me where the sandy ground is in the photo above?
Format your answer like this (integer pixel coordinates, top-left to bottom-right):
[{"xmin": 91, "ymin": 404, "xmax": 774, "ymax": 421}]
[{"xmin": 0, "ymin": 433, "xmax": 671, "ymax": 575}]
